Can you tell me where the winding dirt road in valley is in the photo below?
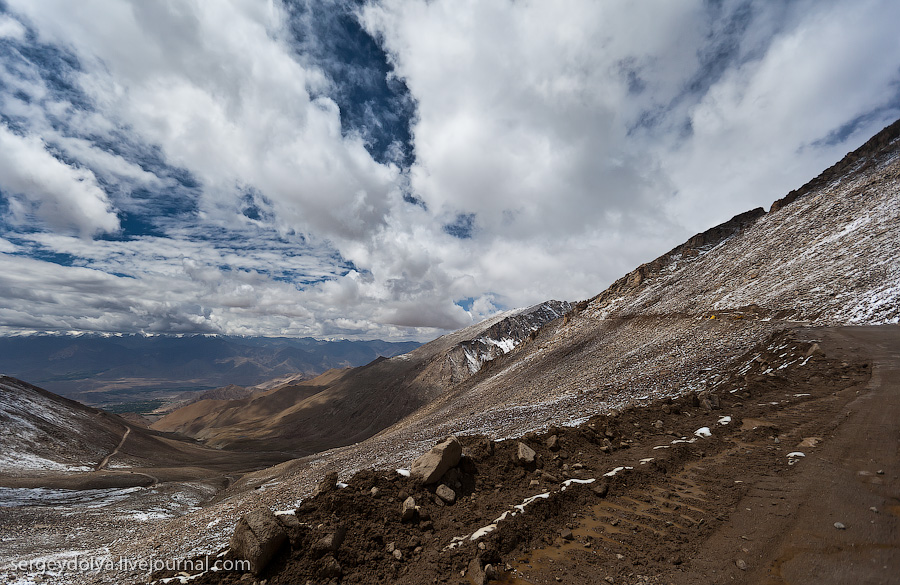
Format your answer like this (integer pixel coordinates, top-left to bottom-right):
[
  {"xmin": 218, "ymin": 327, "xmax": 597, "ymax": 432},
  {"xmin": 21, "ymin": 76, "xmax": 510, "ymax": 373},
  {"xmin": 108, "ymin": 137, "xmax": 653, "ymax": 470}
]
[{"xmin": 94, "ymin": 426, "xmax": 130, "ymax": 472}]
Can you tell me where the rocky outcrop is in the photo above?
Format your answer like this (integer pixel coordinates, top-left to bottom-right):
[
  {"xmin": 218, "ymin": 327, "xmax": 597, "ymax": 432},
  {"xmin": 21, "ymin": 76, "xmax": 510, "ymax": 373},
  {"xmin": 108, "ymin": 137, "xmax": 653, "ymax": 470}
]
[{"xmin": 443, "ymin": 301, "xmax": 573, "ymax": 382}]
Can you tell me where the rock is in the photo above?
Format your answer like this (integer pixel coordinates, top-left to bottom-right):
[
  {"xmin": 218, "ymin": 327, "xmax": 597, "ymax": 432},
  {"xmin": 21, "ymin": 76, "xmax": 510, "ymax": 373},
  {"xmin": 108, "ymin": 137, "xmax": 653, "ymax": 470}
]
[
  {"xmin": 315, "ymin": 471, "xmax": 339, "ymax": 496},
  {"xmin": 834, "ymin": 522, "xmax": 846, "ymax": 530},
  {"xmin": 468, "ymin": 558, "xmax": 487, "ymax": 585},
  {"xmin": 229, "ymin": 508, "xmax": 288, "ymax": 575},
  {"xmin": 319, "ymin": 556, "xmax": 342, "ymax": 579},
  {"xmin": 392, "ymin": 549, "xmax": 403, "ymax": 561},
  {"xmin": 311, "ymin": 526, "xmax": 347, "ymax": 558},
  {"xmin": 401, "ymin": 496, "xmax": 418, "ymax": 522},
  {"xmin": 410, "ymin": 436, "xmax": 462, "ymax": 484},
  {"xmin": 592, "ymin": 483, "xmax": 609, "ymax": 498},
  {"xmin": 436, "ymin": 484, "xmax": 457, "ymax": 504},
  {"xmin": 370, "ymin": 487, "xmax": 381, "ymax": 497},
  {"xmin": 735, "ymin": 559, "xmax": 748, "ymax": 571},
  {"xmin": 517, "ymin": 442, "xmax": 537, "ymax": 466},
  {"xmin": 276, "ymin": 513, "xmax": 300, "ymax": 530},
  {"xmin": 275, "ymin": 514, "xmax": 305, "ymax": 548},
  {"xmin": 541, "ymin": 472, "xmax": 560, "ymax": 483},
  {"xmin": 546, "ymin": 435, "xmax": 560, "ymax": 451},
  {"xmin": 530, "ymin": 479, "xmax": 540, "ymax": 487},
  {"xmin": 560, "ymin": 528, "xmax": 574, "ymax": 541},
  {"xmin": 572, "ymin": 463, "xmax": 585, "ymax": 470},
  {"xmin": 653, "ymin": 419, "xmax": 664, "ymax": 429},
  {"xmin": 484, "ymin": 564, "xmax": 498, "ymax": 581}
]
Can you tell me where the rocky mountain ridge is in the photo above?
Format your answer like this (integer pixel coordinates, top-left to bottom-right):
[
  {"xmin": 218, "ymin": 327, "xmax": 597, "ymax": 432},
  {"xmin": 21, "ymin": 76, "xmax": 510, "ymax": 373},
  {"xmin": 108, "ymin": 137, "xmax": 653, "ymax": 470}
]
[{"xmin": 150, "ymin": 301, "xmax": 572, "ymax": 455}]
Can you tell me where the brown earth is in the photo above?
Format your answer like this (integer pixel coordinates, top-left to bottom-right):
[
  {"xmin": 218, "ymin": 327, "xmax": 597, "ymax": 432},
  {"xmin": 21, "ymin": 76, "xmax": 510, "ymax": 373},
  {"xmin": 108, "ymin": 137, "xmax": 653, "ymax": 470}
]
[{"xmin": 149, "ymin": 325, "xmax": 899, "ymax": 585}]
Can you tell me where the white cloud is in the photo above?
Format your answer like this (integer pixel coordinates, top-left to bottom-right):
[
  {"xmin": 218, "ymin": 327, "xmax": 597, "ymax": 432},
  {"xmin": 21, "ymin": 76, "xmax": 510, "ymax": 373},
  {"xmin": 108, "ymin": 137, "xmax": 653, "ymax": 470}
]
[
  {"xmin": 0, "ymin": 14, "xmax": 26, "ymax": 40},
  {"xmin": 0, "ymin": 0, "xmax": 898, "ymax": 340},
  {"xmin": 662, "ymin": 0, "xmax": 900, "ymax": 231},
  {"xmin": 0, "ymin": 124, "xmax": 120, "ymax": 237}
]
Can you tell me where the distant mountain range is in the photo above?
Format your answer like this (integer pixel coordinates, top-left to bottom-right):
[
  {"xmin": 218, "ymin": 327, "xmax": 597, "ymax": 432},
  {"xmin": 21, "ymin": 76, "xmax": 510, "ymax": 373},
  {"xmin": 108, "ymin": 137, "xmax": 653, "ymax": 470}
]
[{"xmin": 0, "ymin": 335, "xmax": 420, "ymax": 407}]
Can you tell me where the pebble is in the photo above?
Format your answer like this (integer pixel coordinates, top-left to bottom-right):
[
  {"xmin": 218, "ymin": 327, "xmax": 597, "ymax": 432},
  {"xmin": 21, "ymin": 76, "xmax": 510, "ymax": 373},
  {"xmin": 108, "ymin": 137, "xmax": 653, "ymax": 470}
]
[
  {"xmin": 735, "ymin": 559, "xmax": 747, "ymax": 571},
  {"xmin": 870, "ymin": 507, "xmax": 879, "ymax": 513},
  {"xmin": 834, "ymin": 522, "xmax": 846, "ymax": 530}
]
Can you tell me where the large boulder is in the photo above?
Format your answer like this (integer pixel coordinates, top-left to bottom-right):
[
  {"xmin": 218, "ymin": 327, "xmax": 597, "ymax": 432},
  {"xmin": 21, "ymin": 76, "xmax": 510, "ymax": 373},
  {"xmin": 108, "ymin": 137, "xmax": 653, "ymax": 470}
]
[
  {"xmin": 229, "ymin": 508, "xmax": 288, "ymax": 575},
  {"xmin": 410, "ymin": 436, "xmax": 462, "ymax": 484}
]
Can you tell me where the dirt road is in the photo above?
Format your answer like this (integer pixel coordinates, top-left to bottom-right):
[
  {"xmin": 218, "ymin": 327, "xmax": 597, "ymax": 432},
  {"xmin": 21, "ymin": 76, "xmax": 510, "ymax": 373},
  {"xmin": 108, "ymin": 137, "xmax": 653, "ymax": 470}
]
[
  {"xmin": 95, "ymin": 426, "xmax": 131, "ymax": 471},
  {"xmin": 502, "ymin": 325, "xmax": 900, "ymax": 585}
]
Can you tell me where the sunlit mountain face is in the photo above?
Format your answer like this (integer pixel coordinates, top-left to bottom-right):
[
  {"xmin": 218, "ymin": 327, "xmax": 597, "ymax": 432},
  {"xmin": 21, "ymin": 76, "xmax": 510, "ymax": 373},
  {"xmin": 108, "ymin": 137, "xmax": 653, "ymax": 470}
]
[{"xmin": 1, "ymin": 1, "xmax": 898, "ymax": 342}]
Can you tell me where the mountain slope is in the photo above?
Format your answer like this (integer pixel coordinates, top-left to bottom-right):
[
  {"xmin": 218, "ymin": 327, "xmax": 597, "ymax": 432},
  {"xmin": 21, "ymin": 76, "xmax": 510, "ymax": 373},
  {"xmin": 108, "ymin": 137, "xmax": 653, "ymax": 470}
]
[
  {"xmin": 0, "ymin": 375, "xmax": 292, "ymax": 485},
  {"xmin": 374, "ymin": 118, "xmax": 900, "ymax": 443},
  {"xmin": 152, "ymin": 301, "xmax": 572, "ymax": 454}
]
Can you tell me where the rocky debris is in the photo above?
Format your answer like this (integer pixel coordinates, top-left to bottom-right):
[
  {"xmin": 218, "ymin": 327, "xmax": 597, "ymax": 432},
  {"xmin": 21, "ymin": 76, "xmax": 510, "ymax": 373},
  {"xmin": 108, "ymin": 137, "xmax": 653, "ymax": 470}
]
[
  {"xmin": 314, "ymin": 471, "xmax": 339, "ymax": 496},
  {"xmin": 410, "ymin": 436, "xmax": 462, "ymax": 484},
  {"xmin": 467, "ymin": 557, "xmax": 498, "ymax": 585},
  {"xmin": 400, "ymin": 496, "xmax": 418, "ymax": 522},
  {"xmin": 546, "ymin": 435, "xmax": 560, "ymax": 451},
  {"xmin": 436, "ymin": 484, "xmax": 456, "ymax": 504},
  {"xmin": 310, "ymin": 526, "xmax": 347, "ymax": 558},
  {"xmin": 141, "ymin": 334, "xmax": 875, "ymax": 585},
  {"xmin": 517, "ymin": 442, "xmax": 537, "ymax": 467},
  {"xmin": 319, "ymin": 555, "xmax": 342, "ymax": 579},
  {"xmin": 229, "ymin": 508, "xmax": 288, "ymax": 575}
]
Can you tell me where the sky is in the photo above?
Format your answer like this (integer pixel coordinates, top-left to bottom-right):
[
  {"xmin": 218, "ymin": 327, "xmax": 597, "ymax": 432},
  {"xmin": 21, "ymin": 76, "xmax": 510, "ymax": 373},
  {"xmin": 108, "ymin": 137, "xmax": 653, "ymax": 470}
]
[{"xmin": 0, "ymin": 0, "xmax": 898, "ymax": 341}]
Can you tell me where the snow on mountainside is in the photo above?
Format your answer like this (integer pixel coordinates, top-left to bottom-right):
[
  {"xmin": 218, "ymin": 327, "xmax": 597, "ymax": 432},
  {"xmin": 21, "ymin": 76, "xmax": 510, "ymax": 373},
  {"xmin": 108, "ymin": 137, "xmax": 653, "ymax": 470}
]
[
  {"xmin": 439, "ymin": 301, "xmax": 572, "ymax": 382},
  {"xmin": 586, "ymin": 119, "xmax": 900, "ymax": 325},
  {"xmin": 0, "ymin": 376, "xmax": 121, "ymax": 473}
]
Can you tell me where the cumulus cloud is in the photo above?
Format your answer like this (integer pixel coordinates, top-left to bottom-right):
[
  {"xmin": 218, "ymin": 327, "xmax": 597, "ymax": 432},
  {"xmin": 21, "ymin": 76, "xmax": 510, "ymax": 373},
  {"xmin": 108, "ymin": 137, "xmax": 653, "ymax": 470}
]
[
  {"xmin": 0, "ymin": 124, "xmax": 120, "ymax": 237},
  {"xmin": 0, "ymin": 0, "xmax": 898, "ymax": 340}
]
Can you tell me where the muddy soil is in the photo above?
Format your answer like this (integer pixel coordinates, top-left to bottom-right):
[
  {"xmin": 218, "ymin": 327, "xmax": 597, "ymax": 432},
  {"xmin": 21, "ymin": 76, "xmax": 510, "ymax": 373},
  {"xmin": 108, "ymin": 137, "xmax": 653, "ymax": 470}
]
[{"xmin": 149, "ymin": 325, "xmax": 898, "ymax": 585}]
